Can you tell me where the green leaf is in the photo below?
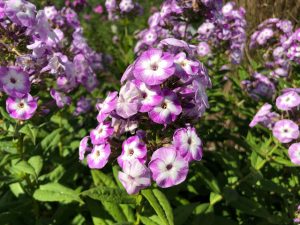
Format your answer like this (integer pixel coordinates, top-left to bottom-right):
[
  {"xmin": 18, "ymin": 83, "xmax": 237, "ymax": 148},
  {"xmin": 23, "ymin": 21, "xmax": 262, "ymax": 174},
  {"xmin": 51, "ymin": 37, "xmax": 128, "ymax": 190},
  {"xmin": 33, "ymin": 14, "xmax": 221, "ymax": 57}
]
[
  {"xmin": 152, "ymin": 189, "xmax": 174, "ymax": 225},
  {"xmin": 28, "ymin": 155, "xmax": 43, "ymax": 177},
  {"xmin": 33, "ymin": 183, "xmax": 83, "ymax": 204},
  {"xmin": 142, "ymin": 189, "xmax": 173, "ymax": 225},
  {"xmin": 11, "ymin": 159, "xmax": 37, "ymax": 178},
  {"xmin": 140, "ymin": 216, "xmax": 160, "ymax": 225},
  {"xmin": 209, "ymin": 192, "xmax": 222, "ymax": 205},
  {"xmin": 41, "ymin": 128, "xmax": 62, "ymax": 151},
  {"xmin": 19, "ymin": 124, "xmax": 38, "ymax": 145},
  {"xmin": 81, "ymin": 186, "xmax": 136, "ymax": 204},
  {"xmin": 91, "ymin": 170, "xmax": 117, "ymax": 188},
  {"xmin": 9, "ymin": 183, "xmax": 25, "ymax": 197},
  {"xmin": 174, "ymin": 203, "xmax": 198, "ymax": 225}
]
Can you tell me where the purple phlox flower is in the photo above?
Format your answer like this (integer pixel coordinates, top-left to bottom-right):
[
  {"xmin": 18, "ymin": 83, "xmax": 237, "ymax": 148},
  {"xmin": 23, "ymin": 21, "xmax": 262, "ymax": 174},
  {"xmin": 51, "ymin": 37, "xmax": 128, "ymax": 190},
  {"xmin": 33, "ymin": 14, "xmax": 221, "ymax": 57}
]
[
  {"xmin": 149, "ymin": 146, "xmax": 189, "ymax": 188},
  {"xmin": 87, "ymin": 143, "xmax": 111, "ymax": 169},
  {"xmin": 134, "ymin": 80, "xmax": 163, "ymax": 113},
  {"xmin": 40, "ymin": 53, "xmax": 68, "ymax": 74},
  {"xmin": 174, "ymin": 52, "xmax": 199, "ymax": 78},
  {"xmin": 273, "ymin": 119, "xmax": 299, "ymax": 143},
  {"xmin": 74, "ymin": 97, "xmax": 91, "ymax": 116},
  {"xmin": 82, "ymin": 74, "xmax": 99, "ymax": 92},
  {"xmin": 96, "ymin": 91, "xmax": 118, "ymax": 122},
  {"xmin": 256, "ymin": 28, "xmax": 274, "ymax": 45},
  {"xmin": 0, "ymin": 67, "xmax": 30, "ymax": 97},
  {"xmin": 6, "ymin": 94, "xmax": 38, "ymax": 120},
  {"xmin": 111, "ymin": 117, "xmax": 138, "ymax": 135},
  {"xmin": 142, "ymin": 29, "xmax": 158, "ymax": 45},
  {"xmin": 50, "ymin": 89, "xmax": 71, "ymax": 108},
  {"xmin": 197, "ymin": 42, "xmax": 211, "ymax": 57},
  {"xmin": 118, "ymin": 159, "xmax": 151, "ymax": 195},
  {"xmin": 79, "ymin": 136, "xmax": 91, "ymax": 160},
  {"xmin": 119, "ymin": 0, "xmax": 134, "ymax": 13},
  {"xmin": 44, "ymin": 6, "xmax": 58, "ymax": 20},
  {"xmin": 288, "ymin": 143, "xmax": 300, "ymax": 165},
  {"xmin": 249, "ymin": 103, "xmax": 273, "ymax": 127},
  {"xmin": 4, "ymin": 0, "xmax": 36, "ymax": 27},
  {"xmin": 93, "ymin": 5, "xmax": 103, "ymax": 14},
  {"xmin": 116, "ymin": 81, "xmax": 141, "ymax": 119},
  {"xmin": 90, "ymin": 122, "xmax": 114, "ymax": 145},
  {"xmin": 276, "ymin": 91, "xmax": 300, "ymax": 111},
  {"xmin": 120, "ymin": 63, "xmax": 134, "ymax": 84},
  {"xmin": 173, "ymin": 126, "xmax": 203, "ymax": 162},
  {"xmin": 149, "ymin": 89, "xmax": 182, "ymax": 125},
  {"xmin": 159, "ymin": 38, "xmax": 195, "ymax": 55},
  {"xmin": 133, "ymin": 48, "xmax": 175, "ymax": 86},
  {"xmin": 117, "ymin": 135, "xmax": 147, "ymax": 168}
]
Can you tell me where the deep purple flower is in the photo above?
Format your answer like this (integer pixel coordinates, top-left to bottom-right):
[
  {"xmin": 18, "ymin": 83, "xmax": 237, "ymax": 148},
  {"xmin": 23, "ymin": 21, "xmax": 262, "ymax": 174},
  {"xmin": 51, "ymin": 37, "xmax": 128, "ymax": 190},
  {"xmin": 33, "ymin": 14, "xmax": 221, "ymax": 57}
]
[
  {"xmin": 6, "ymin": 94, "xmax": 38, "ymax": 120},
  {"xmin": 288, "ymin": 143, "xmax": 300, "ymax": 165},
  {"xmin": 173, "ymin": 126, "xmax": 203, "ymax": 162},
  {"xmin": 90, "ymin": 122, "xmax": 114, "ymax": 145},
  {"xmin": 117, "ymin": 135, "xmax": 147, "ymax": 168},
  {"xmin": 149, "ymin": 89, "xmax": 182, "ymax": 125},
  {"xmin": 276, "ymin": 91, "xmax": 300, "ymax": 111},
  {"xmin": 149, "ymin": 146, "xmax": 189, "ymax": 188},
  {"xmin": 133, "ymin": 49, "xmax": 175, "ymax": 86},
  {"xmin": 74, "ymin": 97, "xmax": 91, "ymax": 116},
  {"xmin": 87, "ymin": 143, "xmax": 111, "ymax": 169},
  {"xmin": 273, "ymin": 119, "xmax": 299, "ymax": 143},
  {"xmin": 0, "ymin": 67, "xmax": 30, "ymax": 97},
  {"xmin": 118, "ymin": 159, "xmax": 151, "ymax": 195}
]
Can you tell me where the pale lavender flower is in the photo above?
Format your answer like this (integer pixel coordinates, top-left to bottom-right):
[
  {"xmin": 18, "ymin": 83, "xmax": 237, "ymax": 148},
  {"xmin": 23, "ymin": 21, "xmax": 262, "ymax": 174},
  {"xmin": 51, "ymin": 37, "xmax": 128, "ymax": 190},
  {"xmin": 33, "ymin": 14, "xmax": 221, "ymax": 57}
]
[
  {"xmin": 87, "ymin": 143, "xmax": 111, "ymax": 169},
  {"xmin": 276, "ymin": 91, "xmax": 300, "ymax": 111},
  {"xmin": 90, "ymin": 122, "xmax": 114, "ymax": 145},
  {"xmin": 273, "ymin": 119, "xmax": 299, "ymax": 143},
  {"xmin": 288, "ymin": 143, "xmax": 300, "ymax": 165},
  {"xmin": 249, "ymin": 103, "xmax": 272, "ymax": 127},
  {"xmin": 118, "ymin": 159, "xmax": 151, "ymax": 195},
  {"xmin": 133, "ymin": 49, "xmax": 175, "ymax": 86},
  {"xmin": 149, "ymin": 146, "xmax": 189, "ymax": 188},
  {"xmin": 173, "ymin": 126, "xmax": 203, "ymax": 162},
  {"xmin": 256, "ymin": 28, "xmax": 274, "ymax": 45},
  {"xmin": 197, "ymin": 42, "xmax": 211, "ymax": 57},
  {"xmin": 148, "ymin": 89, "xmax": 182, "ymax": 125},
  {"xmin": 119, "ymin": 0, "xmax": 134, "ymax": 13},
  {"xmin": 74, "ymin": 97, "xmax": 91, "ymax": 116},
  {"xmin": 117, "ymin": 135, "xmax": 147, "ymax": 168},
  {"xmin": 174, "ymin": 52, "xmax": 199, "ymax": 77},
  {"xmin": 50, "ymin": 89, "xmax": 71, "ymax": 108},
  {"xmin": 0, "ymin": 67, "xmax": 30, "ymax": 97},
  {"xmin": 96, "ymin": 91, "xmax": 118, "ymax": 122},
  {"xmin": 6, "ymin": 94, "xmax": 38, "ymax": 120}
]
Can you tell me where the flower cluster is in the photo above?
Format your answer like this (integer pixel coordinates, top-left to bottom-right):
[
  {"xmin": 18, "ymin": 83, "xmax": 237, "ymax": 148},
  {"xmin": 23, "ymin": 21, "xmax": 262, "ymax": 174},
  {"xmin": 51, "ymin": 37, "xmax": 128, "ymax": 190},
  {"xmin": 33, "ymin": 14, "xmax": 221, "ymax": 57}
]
[
  {"xmin": 0, "ymin": 0, "xmax": 106, "ymax": 120},
  {"xmin": 104, "ymin": 0, "xmax": 143, "ymax": 21},
  {"xmin": 79, "ymin": 39, "xmax": 210, "ymax": 194},
  {"xmin": 250, "ymin": 88, "xmax": 300, "ymax": 165},
  {"xmin": 243, "ymin": 18, "xmax": 295, "ymax": 100},
  {"xmin": 134, "ymin": 0, "xmax": 246, "ymax": 65}
]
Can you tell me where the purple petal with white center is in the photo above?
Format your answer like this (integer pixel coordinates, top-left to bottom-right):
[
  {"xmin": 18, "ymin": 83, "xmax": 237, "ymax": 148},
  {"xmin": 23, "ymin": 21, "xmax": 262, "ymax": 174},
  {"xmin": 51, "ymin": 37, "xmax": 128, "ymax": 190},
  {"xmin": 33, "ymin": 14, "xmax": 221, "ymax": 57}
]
[{"xmin": 87, "ymin": 143, "xmax": 111, "ymax": 169}]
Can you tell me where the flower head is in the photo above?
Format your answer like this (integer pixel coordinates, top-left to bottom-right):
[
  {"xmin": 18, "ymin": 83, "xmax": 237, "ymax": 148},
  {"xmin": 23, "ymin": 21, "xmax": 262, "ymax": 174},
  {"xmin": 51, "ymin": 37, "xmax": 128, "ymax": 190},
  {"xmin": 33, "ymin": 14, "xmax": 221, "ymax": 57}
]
[
  {"xmin": 133, "ymin": 49, "xmax": 175, "ymax": 86},
  {"xmin": 273, "ymin": 119, "xmax": 299, "ymax": 143},
  {"xmin": 87, "ymin": 143, "xmax": 111, "ymax": 169},
  {"xmin": 149, "ymin": 146, "xmax": 189, "ymax": 188},
  {"xmin": 117, "ymin": 135, "xmax": 147, "ymax": 168},
  {"xmin": 288, "ymin": 143, "xmax": 300, "ymax": 165},
  {"xmin": 173, "ymin": 126, "xmax": 203, "ymax": 162},
  {"xmin": 276, "ymin": 91, "xmax": 300, "ymax": 111},
  {"xmin": 118, "ymin": 159, "xmax": 151, "ymax": 195},
  {"xmin": 90, "ymin": 122, "xmax": 114, "ymax": 145},
  {"xmin": 0, "ymin": 67, "xmax": 30, "ymax": 97},
  {"xmin": 6, "ymin": 94, "xmax": 38, "ymax": 120}
]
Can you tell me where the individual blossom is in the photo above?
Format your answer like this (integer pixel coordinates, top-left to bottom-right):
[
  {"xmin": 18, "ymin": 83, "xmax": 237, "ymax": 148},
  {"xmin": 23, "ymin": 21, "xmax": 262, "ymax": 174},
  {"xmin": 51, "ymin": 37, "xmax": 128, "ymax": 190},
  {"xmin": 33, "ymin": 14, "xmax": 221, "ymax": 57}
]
[
  {"xmin": 288, "ymin": 143, "xmax": 300, "ymax": 165},
  {"xmin": 149, "ymin": 146, "xmax": 189, "ymax": 188},
  {"xmin": 90, "ymin": 122, "xmax": 114, "ymax": 145},
  {"xmin": 173, "ymin": 126, "xmax": 203, "ymax": 162},
  {"xmin": 276, "ymin": 91, "xmax": 300, "ymax": 111},
  {"xmin": 79, "ymin": 136, "xmax": 91, "ymax": 161},
  {"xmin": 96, "ymin": 91, "xmax": 118, "ymax": 122},
  {"xmin": 0, "ymin": 67, "xmax": 30, "ymax": 97},
  {"xmin": 117, "ymin": 135, "xmax": 147, "ymax": 168},
  {"xmin": 149, "ymin": 89, "xmax": 182, "ymax": 125},
  {"xmin": 116, "ymin": 81, "xmax": 141, "ymax": 118},
  {"xmin": 272, "ymin": 119, "xmax": 299, "ymax": 143},
  {"xmin": 197, "ymin": 42, "xmax": 211, "ymax": 57},
  {"xmin": 134, "ymin": 80, "xmax": 163, "ymax": 112},
  {"xmin": 74, "ymin": 97, "xmax": 91, "ymax": 116},
  {"xmin": 93, "ymin": 4, "xmax": 103, "ymax": 14},
  {"xmin": 133, "ymin": 49, "xmax": 175, "ymax": 86},
  {"xmin": 118, "ymin": 159, "xmax": 151, "ymax": 195},
  {"xmin": 174, "ymin": 52, "xmax": 199, "ymax": 78},
  {"xmin": 119, "ymin": 0, "xmax": 134, "ymax": 13},
  {"xmin": 249, "ymin": 103, "xmax": 272, "ymax": 127},
  {"xmin": 6, "ymin": 94, "xmax": 38, "ymax": 120},
  {"xmin": 87, "ymin": 143, "xmax": 111, "ymax": 169},
  {"xmin": 50, "ymin": 89, "xmax": 71, "ymax": 108}
]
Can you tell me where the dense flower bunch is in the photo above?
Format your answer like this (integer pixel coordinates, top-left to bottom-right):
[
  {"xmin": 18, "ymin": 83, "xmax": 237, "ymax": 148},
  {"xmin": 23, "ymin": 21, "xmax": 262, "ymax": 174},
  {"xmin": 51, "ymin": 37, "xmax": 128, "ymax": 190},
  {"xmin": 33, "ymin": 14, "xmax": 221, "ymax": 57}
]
[
  {"xmin": 250, "ymin": 88, "xmax": 300, "ymax": 165},
  {"xmin": 243, "ymin": 18, "xmax": 294, "ymax": 100},
  {"xmin": 134, "ymin": 0, "xmax": 246, "ymax": 65},
  {"xmin": 0, "ymin": 0, "xmax": 105, "ymax": 120},
  {"xmin": 104, "ymin": 0, "xmax": 143, "ymax": 21},
  {"xmin": 79, "ymin": 38, "xmax": 210, "ymax": 194}
]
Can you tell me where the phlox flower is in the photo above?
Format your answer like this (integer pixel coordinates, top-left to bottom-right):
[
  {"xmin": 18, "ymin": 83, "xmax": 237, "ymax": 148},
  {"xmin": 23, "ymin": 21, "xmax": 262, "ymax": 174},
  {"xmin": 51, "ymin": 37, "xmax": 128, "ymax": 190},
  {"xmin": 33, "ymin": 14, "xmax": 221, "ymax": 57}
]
[
  {"xmin": 87, "ymin": 143, "xmax": 111, "ymax": 169},
  {"xmin": 273, "ymin": 119, "xmax": 299, "ymax": 143},
  {"xmin": 288, "ymin": 143, "xmax": 300, "ymax": 165},
  {"xmin": 276, "ymin": 91, "xmax": 300, "ymax": 111},
  {"xmin": 90, "ymin": 122, "xmax": 114, "ymax": 145},
  {"xmin": 96, "ymin": 91, "xmax": 118, "ymax": 122}
]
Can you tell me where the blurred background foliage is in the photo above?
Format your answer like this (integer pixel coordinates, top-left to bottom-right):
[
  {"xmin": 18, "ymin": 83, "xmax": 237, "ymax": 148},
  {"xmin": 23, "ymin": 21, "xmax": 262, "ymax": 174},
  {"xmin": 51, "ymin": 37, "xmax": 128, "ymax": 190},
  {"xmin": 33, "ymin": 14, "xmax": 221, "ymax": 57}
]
[{"xmin": 0, "ymin": 0, "xmax": 300, "ymax": 225}]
